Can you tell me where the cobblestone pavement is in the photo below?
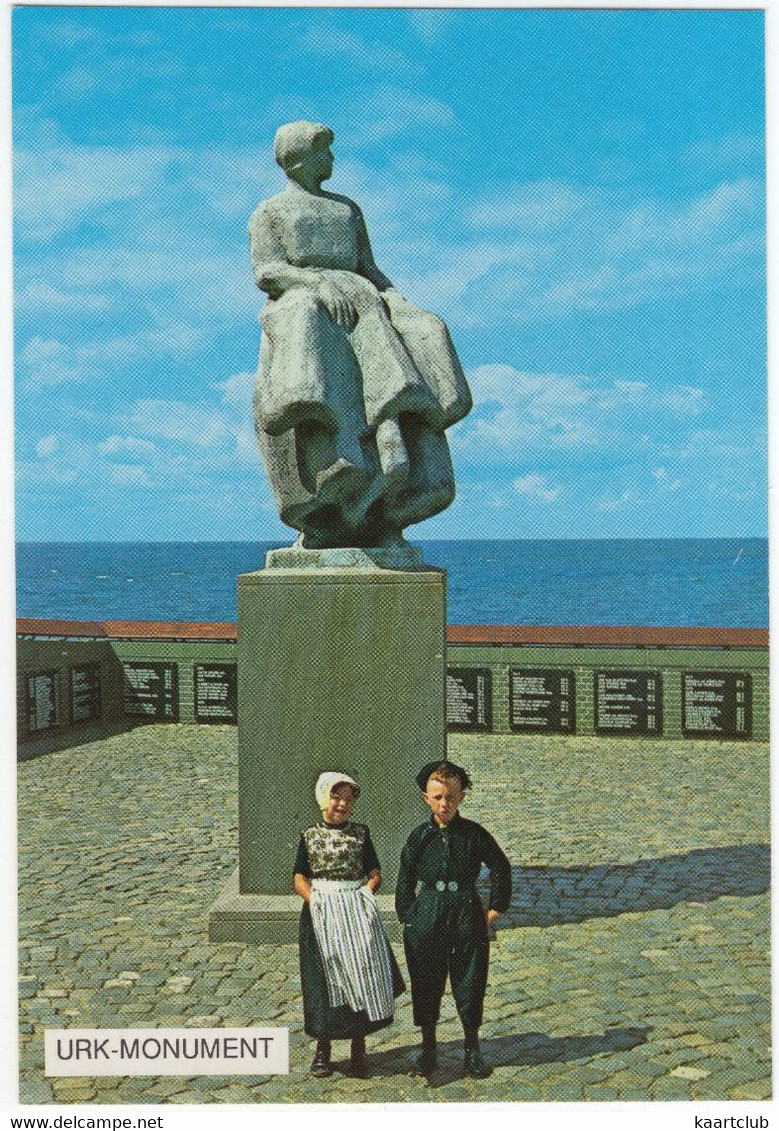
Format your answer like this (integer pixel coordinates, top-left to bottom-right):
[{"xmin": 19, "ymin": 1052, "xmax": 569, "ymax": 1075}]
[{"xmin": 18, "ymin": 724, "xmax": 770, "ymax": 1104}]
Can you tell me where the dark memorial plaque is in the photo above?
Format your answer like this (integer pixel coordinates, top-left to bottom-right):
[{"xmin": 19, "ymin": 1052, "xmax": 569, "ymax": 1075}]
[
  {"xmin": 682, "ymin": 671, "xmax": 752, "ymax": 738},
  {"xmin": 595, "ymin": 671, "xmax": 662, "ymax": 735},
  {"xmin": 446, "ymin": 668, "xmax": 492, "ymax": 731},
  {"xmin": 70, "ymin": 663, "xmax": 102, "ymax": 723},
  {"xmin": 122, "ymin": 662, "xmax": 178, "ymax": 721},
  {"xmin": 509, "ymin": 669, "xmax": 575, "ymax": 733},
  {"xmin": 26, "ymin": 670, "xmax": 61, "ymax": 733},
  {"xmin": 195, "ymin": 663, "xmax": 238, "ymax": 724}
]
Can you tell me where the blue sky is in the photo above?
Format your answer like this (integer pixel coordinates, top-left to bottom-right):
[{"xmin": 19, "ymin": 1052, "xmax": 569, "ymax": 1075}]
[{"xmin": 12, "ymin": 7, "xmax": 767, "ymax": 542}]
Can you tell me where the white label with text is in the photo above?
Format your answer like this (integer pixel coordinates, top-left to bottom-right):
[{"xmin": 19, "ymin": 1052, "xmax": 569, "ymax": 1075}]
[{"xmin": 45, "ymin": 1028, "xmax": 289, "ymax": 1076}]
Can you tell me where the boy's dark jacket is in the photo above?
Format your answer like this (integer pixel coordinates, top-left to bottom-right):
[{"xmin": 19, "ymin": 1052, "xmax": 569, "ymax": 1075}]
[{"xmin": 395, "ymin": 814, "xmax": 512, "ymax": 922}]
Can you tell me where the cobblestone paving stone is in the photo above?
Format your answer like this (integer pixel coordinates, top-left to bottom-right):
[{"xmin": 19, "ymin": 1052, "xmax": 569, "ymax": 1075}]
[{"xmin": 18, "ymin": 724, "xmax": 770, "ymax": 1104}]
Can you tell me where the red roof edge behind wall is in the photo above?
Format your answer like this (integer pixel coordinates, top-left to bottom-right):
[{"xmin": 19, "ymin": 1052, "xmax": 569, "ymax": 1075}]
[{"xmin": 16, "ymin": 618, "xmax": 768, "ymax": 649}]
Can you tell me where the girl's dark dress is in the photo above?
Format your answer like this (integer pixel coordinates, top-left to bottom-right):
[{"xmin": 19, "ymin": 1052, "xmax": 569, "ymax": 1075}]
[{"xmin": 294, "ymin": 821, "xmax": 405, "ymax": 1039}]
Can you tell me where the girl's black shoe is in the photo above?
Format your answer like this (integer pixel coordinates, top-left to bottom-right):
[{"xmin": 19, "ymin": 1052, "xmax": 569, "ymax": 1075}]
[
  {"xmin": 350, "ymin": 1036, "xmax": 368, "ymax": 1077},
  {"xmin": 310, "ymin": 1041, "xmax": 333, "ymax": 1078}
]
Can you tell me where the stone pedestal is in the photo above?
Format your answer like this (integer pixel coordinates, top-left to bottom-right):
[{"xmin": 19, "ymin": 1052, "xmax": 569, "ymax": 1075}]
[{"xmin": 209, "ymin": 550, "xmax": 446, "ymax": 943}]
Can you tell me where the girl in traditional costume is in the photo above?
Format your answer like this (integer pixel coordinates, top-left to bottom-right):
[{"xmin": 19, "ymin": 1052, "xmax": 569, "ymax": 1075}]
[{"xmin": 293, "ymin": 772, "xmax": 404, "ymax": 1077}]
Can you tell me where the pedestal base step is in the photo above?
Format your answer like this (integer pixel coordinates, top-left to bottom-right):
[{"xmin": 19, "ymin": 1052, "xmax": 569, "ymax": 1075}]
[{"xmin": 208, "ymin": 869, "xmax": 403, "ymax": 944}]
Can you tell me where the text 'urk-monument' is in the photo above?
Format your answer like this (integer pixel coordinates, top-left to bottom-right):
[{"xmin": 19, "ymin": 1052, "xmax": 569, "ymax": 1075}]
[{"xmin": 209, "ymin": 121, "xmax": 471, "ymax": 942}]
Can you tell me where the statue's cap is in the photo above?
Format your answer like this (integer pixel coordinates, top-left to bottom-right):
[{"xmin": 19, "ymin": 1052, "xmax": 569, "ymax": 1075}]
[
  {"xmin": 274, "ymin": 121, "xmax": 334, "ymax": 172},
  {"xmin": 416, "ymin": 760, "xmax": 472, "ymax": 791}
]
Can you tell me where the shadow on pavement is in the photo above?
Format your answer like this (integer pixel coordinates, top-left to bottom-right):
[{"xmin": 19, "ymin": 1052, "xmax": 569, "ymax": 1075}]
[
  {"xmin": 18, "ymin": 719, "xmax": 142, "ymax": 762},
  {"xmin": 492, "ymin": 843, "xmax": 769, "ymax": 929},
  {"xmin": 344, "ymin": 1025, "xmax": 650, "ymax": 1085}
]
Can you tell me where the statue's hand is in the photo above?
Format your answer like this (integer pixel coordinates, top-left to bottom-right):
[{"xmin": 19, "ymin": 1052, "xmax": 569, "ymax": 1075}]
[{"xmin": 316, "ymin": 279, "xmax": 358, "ymax": 331}]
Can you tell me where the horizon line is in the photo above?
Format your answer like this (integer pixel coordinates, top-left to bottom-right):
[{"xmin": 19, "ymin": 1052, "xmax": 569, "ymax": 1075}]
[{"xmin": 14, "ymin": 534, "xmax": 769, "ymax": 546}]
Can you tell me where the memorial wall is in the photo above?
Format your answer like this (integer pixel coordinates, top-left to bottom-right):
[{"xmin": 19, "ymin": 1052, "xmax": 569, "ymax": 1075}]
[{"xmin": 16, "ymin": 619, "xmax": 769, "ymax": 745}]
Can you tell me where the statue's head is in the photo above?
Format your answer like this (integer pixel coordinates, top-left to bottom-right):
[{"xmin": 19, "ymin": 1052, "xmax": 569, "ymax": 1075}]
[{"xmin": 274, "ymin": 121, "xmax": 334, "ymax": 184}]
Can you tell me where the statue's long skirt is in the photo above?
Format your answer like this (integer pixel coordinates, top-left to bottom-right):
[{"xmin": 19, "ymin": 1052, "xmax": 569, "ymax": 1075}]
[{"xmin": 254, "ymin": 283, "xmax": 472, "ymax": 545}]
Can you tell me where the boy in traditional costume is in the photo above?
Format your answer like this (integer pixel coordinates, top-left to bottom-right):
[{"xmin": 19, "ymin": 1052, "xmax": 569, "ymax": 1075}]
[{"xmin": 396, "ymin": 761, "xmax": 511, "ymax": 1078}]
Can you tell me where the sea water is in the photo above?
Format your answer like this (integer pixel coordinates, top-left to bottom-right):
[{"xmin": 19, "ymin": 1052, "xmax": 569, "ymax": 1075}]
[{"xmin": 15, "ymin": 538, "xmax": 768, "ymax": 627}]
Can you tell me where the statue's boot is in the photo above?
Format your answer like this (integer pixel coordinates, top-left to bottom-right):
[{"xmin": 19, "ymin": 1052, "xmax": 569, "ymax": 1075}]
[{"xmin": 375, "ymin": 417, "xmax": 410, "ymax": 495}]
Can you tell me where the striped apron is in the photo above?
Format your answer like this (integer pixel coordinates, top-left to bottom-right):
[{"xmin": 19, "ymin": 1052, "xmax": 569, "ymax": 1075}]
[{"xmin": 309, "ymin": 878, "xmax": 395, "ymax": 1023}]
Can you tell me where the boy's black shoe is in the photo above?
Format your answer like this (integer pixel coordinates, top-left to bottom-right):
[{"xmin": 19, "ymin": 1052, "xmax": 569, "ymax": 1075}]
[
  {"xmin": 310, "ymin": 1043, "xmax": 333, "ymax": 1078},
  {"xmin": 412, "ymin": 1046, "xmax": 437, "ymax": 1075},
  {"xmin": 463, "ymin": 1048, "xmax": 491, "ymax": 1078}
]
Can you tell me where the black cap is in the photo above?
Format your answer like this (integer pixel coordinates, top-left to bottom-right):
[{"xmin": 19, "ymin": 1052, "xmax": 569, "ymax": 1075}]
[{"xmin": 416, "ymin": 760, "xmax": 472, "ymax": 791}]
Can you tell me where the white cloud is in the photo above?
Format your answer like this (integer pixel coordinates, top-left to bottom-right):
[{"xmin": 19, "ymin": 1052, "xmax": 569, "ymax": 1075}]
[
  {"xmin": 513, "ymin": 474, "xmax": 560, "ymax": 503},
  {"xmin": 19, "ymin": 318, "xmax": 208, "ymax": 390},
  {"xmin": 187, "ymin": 146, "xmax": 278, "ymax": 220},
  {"xmin": 652, "ymin": 466, "xmax": 682, "ymax": 491},
  {"xmin": 595, "ymin": 380, "xmax": 705, "ymax": 417},
  {"xmin": 128, "ymin": 399, "xmax": 231, "ymax": 449},
  {"xmin": 40, "ymin": 21, "xmax": 99, "ymax": 46},
  {"xmin": 706, "ymin": 477, "xmax": 760, "ymax": 502},
  {"xmin": 16, "ymin": 461, "xmax": 79, "ymax": 485},
  {"xmin": 20, "ymin": 337, "xmax": 92, "ymax": 389},
  {"xmin": 19, "ymin": 402, "xmax": 256, "ymax": 495},
  {"xmin": 25, "ymin": 240, "xmax": 256, "ymax": 324},
  {"xmin": 11, "ymin": 120, "xmax": 764, "ymax": 537},
  {"xmin": 301, "ymin": 28, "xmax": 419, "ymax": 79},
  {"xmin": 108, "ymin": 463, "xmax": 153, "ymax": 487},
  {"xmin": 407, "ymin": 9, "xmax": 456, "ymax": 43},
  {"xmin": 450, "ymin": 364, "xmax": 712, "ymax": 475},
  {"xmin": 213, "ymin": 373, "xmax": 260, "ymax": 465},
  {"xmin": 14, "ymin": 129, "xmax": 177, "ymax": 241},
  {"xmin": 624, "ymin": 179, "xmax": 763, "ymax": 251},
  {"xmin": 16, "ymin": 435, "xmax": 92, "ymax": 484},
  {"xmin": 40, "ymin": 21, "xmax": 160, "ymax": 49},
  {"xmin": 443, "ymin": 359, "xmax": 759, "ymax": 527},
  {"xmin": 336, "ymin": 153, "xmax": 456, "ymax": 233},
  {"xmin": 351, "ymin": 88, "xmax": 456, "ymax": 145},
  {"xmin": 215, "ymin": 370, "xmax": 255, "ymax": 407},
  {"xmin": 235, "ymin": 427, "xmax": 259, "ymax": 466},
  {"xmin": 658, "ymin": 386, "xmax": 706, "ymax": 415},
  {"xmin": 670, "ymin": 428, "xmax": 760, "ymax": 462},
  {"xmin": 429, "ymin": 177, "xmax": 763, "ymax": 325},
  {"xmin": 597, "ymin": 489, "xmax": 640, "ymax": 512},
  {"xmin": 685, "ymin": 134, "xmax": 764, "ymax": 168},
  {"xmin": 467, "ymin": 181, "xmax": 589, "ymax": 231},
  {"xmin": 35, "ymin": 434, "xmax": 58, "ymax": 457},
  {"xmin": 15, "ymin": 282, "xmax": 111, "ymax": 314},
  {"xmin": 144, "ymin": 321, "xmax": 206, "ymax": 358},
  {"xmin": 56, "ymin": 67, "xmax": 100, "ymax": 98},
  {"xmin": 98, "ymin": 435, "xmax": 158, "ymax": 458}
]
